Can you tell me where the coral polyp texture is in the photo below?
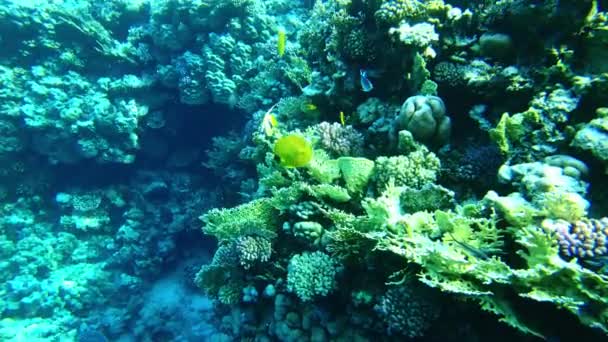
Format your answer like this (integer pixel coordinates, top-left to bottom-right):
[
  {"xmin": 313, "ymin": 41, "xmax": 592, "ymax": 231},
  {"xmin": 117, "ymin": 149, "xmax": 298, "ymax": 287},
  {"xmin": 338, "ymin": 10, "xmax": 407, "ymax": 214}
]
[
  {"xmin": 2, "ymin": 0, "xmax": 608, "ymax": 341},
  {"xmin": 545, "ymin": 218, "xmax": 608, "ymax": 259}
]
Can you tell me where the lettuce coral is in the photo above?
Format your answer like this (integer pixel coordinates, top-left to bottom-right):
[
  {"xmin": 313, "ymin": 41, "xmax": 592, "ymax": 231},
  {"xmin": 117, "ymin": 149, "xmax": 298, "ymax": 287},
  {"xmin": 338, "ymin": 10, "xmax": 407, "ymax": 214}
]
[{"xmin": 337, "ymin": 157, "xmax": 375, "ymax": 194}]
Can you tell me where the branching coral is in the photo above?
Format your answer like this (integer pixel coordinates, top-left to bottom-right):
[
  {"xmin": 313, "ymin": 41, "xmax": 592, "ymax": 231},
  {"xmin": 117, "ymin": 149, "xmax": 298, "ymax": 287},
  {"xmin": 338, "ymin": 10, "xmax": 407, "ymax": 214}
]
[
  {"xmin": 375, "ymin": 0, "xmax": 427, "ymax": 27},
  {"xmin": 315, "ymin": 122, "xmax": 364, "ymax": 157},
  {"xmin": 235, "ymin": 235, "xmax": 272, "ymax": 269},
  {"xmin": 286, "ymin": 251, "xmax": 339, "ymax": 302},
  {"xmin": 375, "ymin": 284, "xmax": 440, "ymax": 338},
  {"xmin": 374, "ymin": 148, "xmax": 440, "ymax": 190}
]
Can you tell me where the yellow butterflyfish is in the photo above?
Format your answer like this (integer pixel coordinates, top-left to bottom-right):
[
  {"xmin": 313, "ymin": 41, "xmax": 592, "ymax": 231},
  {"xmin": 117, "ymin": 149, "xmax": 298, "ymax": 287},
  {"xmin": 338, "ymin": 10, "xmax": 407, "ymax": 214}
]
[
  {"xmin": 339, "ymin": 111, "xmax": 345, "ymax": 126},
  {"xmin": 274, "ymin": 134, "xmax": 313, "ymax": 168},
  {"xmin": 261, "ymin": 104, "xmax": 279, "ymax": 136},
  {"xmin": 277, "ymin": 27, "xmax": 286, "ymax": 57}
]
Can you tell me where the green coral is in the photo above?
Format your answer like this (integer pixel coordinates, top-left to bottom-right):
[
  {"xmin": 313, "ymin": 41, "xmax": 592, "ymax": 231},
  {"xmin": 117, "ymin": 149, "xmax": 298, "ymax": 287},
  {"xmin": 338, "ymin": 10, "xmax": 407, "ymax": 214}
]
[
  {"xmin": 326, "ymin": 227, "xmax": 376, "ymax": 262},
  {"xmin": 374, "ymin": 148, "xmax": 440, "ymax": 190},
  {"xmin": 375, "ymin": 0, "xmax": 427, "ymax": 26},
  {"xmin": 290, "ymin": 221, "xmax": 325, "ymax": 247},
  {"xmin": 307, "ymin": 150, "xmax": 341, "ymax": 184},
  {"xmin": 337, "ymin": 157, "xmax": 375, "ymax": 194},
  {"xmin": 489, "ymin": 88, "xmax": 579, "ymax": 159},
  {"xmin": 201, "ymin": 198, "xmax": 279, "ymax": 242},
  {"xmin": 512, "ymin": 225, "xmax": 608, "ymax": 334},
  {"xmin": 286, "ymin": 251, "xmax": 339, "ymax": 302},
  {"xmin": 399, "ymin": 184, "xmax": 455, "ymax": 213},
  {"xmin": 235, "ymin": 235, "xmax": 272, "ymax": 269},
  {"xmin": 306, "ymin": 184, "xmax": 351, "ymax": 203}
]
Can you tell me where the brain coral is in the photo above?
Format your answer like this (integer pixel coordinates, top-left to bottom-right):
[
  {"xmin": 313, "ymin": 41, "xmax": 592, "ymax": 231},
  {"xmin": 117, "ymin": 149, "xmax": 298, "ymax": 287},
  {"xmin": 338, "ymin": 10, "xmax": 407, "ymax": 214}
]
[{"xmin": 396, "ymin": 95, "xmax": 451, "ymax": 146}]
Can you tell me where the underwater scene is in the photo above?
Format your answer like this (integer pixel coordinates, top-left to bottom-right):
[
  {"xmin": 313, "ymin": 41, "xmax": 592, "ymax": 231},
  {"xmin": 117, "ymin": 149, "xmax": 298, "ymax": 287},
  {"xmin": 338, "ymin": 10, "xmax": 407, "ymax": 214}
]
[{"xmin": 2, "ymin": 0, "xmax": 608, "ymax": 341}]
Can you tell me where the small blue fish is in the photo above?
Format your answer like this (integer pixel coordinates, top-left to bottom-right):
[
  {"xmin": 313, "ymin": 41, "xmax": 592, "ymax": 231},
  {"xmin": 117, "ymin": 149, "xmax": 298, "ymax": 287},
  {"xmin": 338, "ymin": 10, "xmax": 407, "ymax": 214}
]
[{"xmin": 359, "ymin": 69, "xmax": 373, "ymax": 92}]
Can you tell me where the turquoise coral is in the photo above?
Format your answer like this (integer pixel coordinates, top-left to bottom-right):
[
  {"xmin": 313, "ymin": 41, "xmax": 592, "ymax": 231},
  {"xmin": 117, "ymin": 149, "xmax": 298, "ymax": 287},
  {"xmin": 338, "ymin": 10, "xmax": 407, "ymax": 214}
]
[
  {"xmin": 286, "ymin": 251, "xmax": 339, "ymax": 302},
  {"xmin": 201, "ymin": 198, "xmax": 279, "ymax": 242}
]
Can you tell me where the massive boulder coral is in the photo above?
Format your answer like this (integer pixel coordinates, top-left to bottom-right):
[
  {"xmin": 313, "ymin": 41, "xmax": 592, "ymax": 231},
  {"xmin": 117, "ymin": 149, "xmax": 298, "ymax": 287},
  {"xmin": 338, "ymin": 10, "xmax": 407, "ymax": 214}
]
[
  {"xmin": 396, "ymin": 95, "xmax": 451, "ymax": 147},
  {"xmin": 572, "ymin": 108, "xmax": 608, "ymax": 173},
  {"xmin": 1, "ymin": 66, "xmax": 149, "ymax": 164}
]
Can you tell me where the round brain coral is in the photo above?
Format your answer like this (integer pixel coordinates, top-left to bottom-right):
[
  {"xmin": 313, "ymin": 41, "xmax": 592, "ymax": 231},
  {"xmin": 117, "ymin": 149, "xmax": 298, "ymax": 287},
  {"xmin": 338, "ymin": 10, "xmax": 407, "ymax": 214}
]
[
  {"xmin": 286, "ymin": 251, "xmax": 338, "ymax": 302},
  {"xmin": 397, "ymin": 95, "xmax": 451, "ymax": 146}
]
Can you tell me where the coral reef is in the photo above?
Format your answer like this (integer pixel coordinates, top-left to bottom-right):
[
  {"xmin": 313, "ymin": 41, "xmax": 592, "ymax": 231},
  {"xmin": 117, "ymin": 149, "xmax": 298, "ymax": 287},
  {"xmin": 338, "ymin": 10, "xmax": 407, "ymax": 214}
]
[
  {"xmin": 375, "ymin": 285, "xmax": 440, "ymax": 338},
  {"xmin": 314, "ymin": 122, "xmax": 364, "ymax": 157},
  {"xmin": 4, "ymin": 0, "xmax": 608, "ymax": 341},
  {"xmin": 396, "ymin": 95, "xmax": 451, "ymax": 147},
  {"xmin": 286, "ymin": 251, "xmax": 339, "ymax": 302},
  {"xmin": 544, "ymin": 218, "xmax": 608, "ymax": 259}
]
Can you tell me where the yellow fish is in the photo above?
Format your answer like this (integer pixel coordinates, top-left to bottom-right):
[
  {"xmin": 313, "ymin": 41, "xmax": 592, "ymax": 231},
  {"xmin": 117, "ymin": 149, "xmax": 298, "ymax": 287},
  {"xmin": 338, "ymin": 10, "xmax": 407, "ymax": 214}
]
[
  {"xmin": 261, "ymin": 104, "xmax": 279, "ymax": 136},
  {"xmin": 304, "ymin": 103, "xmax": 317, "ymax": 111},
  {"xmin": 339, "ymin": 111, "xmax": 346, "ymax": 126},
  {"xmin": 277, "ymin": 27, "xmax": 286, "ymax": 57},
  {"xmin": 273, "ymin": 134, "xmax": 313, "ymax": 168},
  {"xmin": 300, "ymin": 102, "xmax": 317, "ymax": 113}
]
